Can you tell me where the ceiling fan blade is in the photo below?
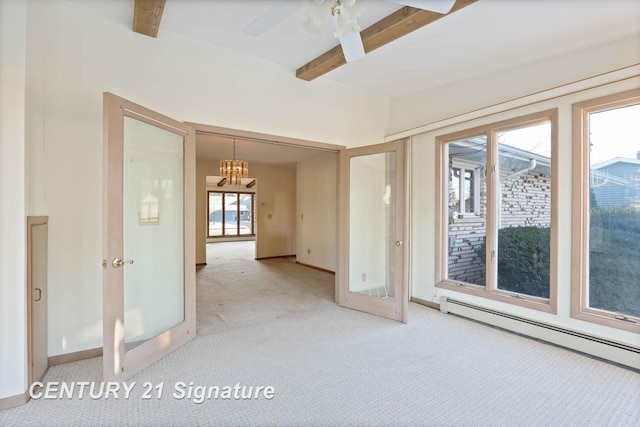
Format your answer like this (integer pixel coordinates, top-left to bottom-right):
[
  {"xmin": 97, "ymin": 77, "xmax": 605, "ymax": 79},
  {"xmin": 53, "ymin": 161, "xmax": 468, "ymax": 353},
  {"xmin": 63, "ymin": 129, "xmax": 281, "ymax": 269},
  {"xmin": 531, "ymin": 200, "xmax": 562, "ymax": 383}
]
[
  {"xmin": 242, "ymin": 1, "xmax": 300, "ymax": 36},
  {"xmin": 384, "ymin": 0, "xmax": 456, "ymax": 14},
  {"xmin": 332, "ymin": 11, "xmax": 365, "ymax": 63},
  {"xmin": 339, "ymin": 31, "xmax": 366, "ymax": 63}
]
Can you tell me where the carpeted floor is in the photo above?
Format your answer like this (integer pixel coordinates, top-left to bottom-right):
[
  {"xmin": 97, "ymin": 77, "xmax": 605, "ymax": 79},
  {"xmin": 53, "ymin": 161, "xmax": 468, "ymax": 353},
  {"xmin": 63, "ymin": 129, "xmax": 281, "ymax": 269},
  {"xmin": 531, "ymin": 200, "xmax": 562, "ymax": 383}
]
[
  {"xmin": 197, "ymin": 242, "xmax": 335, "ymax": 336},
  {"xmin": 1, "ymin": 241, "xmax": 638, "ymax": 426}
]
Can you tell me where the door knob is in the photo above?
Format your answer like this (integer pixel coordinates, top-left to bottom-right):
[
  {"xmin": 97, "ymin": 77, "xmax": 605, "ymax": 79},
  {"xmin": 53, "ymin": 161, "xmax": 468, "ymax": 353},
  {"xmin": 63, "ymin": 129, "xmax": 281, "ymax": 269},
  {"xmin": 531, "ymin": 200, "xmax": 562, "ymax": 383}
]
[
  {"xmin": 395, "ymin": 240, "xmax": 403, "ymax": 247},
  {"xmin": 112, "ymin": 258, "xmax": 134, "ymax": 268}
]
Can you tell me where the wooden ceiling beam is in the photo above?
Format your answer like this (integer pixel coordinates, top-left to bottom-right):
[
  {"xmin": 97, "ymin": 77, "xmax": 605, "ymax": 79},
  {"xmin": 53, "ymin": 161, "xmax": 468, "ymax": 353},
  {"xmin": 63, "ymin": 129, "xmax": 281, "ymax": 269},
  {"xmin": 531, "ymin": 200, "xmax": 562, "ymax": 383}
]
[
  {"xmin": 296, "ymin": 0, "xmax": 477, "ymax": 82},
  {"xmin": 133, "ymin": 0, "xmax": 166, "ymax": 38}
]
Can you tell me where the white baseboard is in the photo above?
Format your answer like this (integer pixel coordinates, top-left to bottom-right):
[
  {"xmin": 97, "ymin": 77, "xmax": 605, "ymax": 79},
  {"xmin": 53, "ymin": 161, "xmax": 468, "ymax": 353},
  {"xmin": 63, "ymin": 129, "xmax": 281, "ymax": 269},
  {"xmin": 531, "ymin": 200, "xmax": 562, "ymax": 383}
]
[{"xmin": 440, "ymin": 297, "xmax": 640, "ymax": 370}]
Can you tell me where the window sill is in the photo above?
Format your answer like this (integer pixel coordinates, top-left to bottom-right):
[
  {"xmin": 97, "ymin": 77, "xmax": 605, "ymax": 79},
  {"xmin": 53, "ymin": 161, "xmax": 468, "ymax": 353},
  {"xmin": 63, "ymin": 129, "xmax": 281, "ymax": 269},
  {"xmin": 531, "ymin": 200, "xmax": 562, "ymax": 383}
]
[
  {"xmin": 572, "ymin": 309, "xmax": 640, "ymax": 333},
  {"xmin": 452, "ymin": 215, "xmax": 485, "ymax": 224},
  {"xmin": 437, "ymin": 279, "xmax": 556, "ymax": 314}
]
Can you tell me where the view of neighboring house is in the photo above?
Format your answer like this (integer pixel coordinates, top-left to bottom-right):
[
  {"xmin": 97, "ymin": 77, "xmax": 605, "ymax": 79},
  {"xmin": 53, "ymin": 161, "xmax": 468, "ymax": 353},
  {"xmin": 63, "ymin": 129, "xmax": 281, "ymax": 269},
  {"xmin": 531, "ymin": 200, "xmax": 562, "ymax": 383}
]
[
  {"xmin": 447, "ymin": 139, "xmax": 552, "ymax": 286},
  {"xmin": 591, "ymin": 153, "xmax": 640, "ymax": 209}
]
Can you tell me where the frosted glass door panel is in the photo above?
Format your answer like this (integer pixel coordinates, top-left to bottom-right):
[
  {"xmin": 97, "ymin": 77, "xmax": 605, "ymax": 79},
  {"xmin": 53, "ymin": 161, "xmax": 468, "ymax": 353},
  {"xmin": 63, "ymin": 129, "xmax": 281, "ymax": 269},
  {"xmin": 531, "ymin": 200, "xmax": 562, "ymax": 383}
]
[
  {"xmin": 348, "ymin": 152, "xmax": 396, "ymax": 300},
  {"xmin": 123, "ymin": 116, "xmax": 184, "ymax": 348}
]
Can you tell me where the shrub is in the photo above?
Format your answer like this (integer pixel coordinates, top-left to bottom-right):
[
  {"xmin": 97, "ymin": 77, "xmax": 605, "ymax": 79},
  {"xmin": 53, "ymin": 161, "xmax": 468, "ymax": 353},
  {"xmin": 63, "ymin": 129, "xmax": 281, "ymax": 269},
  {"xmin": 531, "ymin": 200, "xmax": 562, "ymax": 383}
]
[
  {"xmin": 589, "ymin": 207, "xmax": 640, "ymax": 317},
  {"xmin": 477, "ymin": 226, "xmax": 550, "ymax": 298},
  {"xmin": 475, "ymin": 208, "xmax": 640, "ymax": 317}
]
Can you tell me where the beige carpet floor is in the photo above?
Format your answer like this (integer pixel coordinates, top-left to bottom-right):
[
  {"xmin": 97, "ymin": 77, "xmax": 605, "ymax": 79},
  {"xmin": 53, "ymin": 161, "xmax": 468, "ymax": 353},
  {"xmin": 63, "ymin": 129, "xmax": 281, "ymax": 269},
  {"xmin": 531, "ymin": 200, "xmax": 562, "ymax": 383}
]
[
  {"xmin": 1, "ymin": 241, "xmax": 639, "ymax": 426},
  {"xmin": 197, "ymin": 242, "xmax": 335, "ymax": 336}
]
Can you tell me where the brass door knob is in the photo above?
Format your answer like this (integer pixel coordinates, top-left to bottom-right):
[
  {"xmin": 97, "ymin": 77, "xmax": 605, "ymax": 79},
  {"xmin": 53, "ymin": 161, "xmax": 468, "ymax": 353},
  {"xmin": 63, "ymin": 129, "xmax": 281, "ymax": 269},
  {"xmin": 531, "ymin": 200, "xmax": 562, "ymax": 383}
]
[
  {"xmin": 112, "ymin": 258, "xmax": 134, "ymax": 268},
  {"xmin": 395, "ymin": 240, "xmax": 403, "ymax": 247}
]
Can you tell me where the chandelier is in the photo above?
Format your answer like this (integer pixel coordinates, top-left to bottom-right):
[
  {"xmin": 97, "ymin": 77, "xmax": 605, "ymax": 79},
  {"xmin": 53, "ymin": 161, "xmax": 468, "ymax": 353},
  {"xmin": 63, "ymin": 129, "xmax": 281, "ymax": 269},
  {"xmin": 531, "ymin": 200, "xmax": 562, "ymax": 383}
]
[{"xmin": 219, "ymin": 139, "xmax": 248, "ymax": 186}]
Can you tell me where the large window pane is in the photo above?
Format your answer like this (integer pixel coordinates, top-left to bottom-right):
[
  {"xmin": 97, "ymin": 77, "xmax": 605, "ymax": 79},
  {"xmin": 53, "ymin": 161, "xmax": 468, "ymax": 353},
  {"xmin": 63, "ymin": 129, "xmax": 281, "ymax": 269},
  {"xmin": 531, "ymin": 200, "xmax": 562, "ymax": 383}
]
[
  {"xmin": 588, "ymin": 103, "xmax": 640, "ymax": 317},
  {"xmin": 446, "ymin": 136, "xmax": 487, "ymax": 286},
  {"xmin": 208, "ymin": 191, "xmax": 255, "ymax": 238},
  {"xmin": 208, "ymin": 192, "xmax": 223, "ymax": 237},
  {"xmin": 438, "ymin": 110, "xmax": 557, "ymax": 312},
  {"xmin": 239, "ymin": 194, "xmax": 253, "ymax": 236},
  {"xmin": 225, "ymin": 193, "xmax": 239, "ymax": 236},
  {"xmin": 497, "ymin": 122, "xmax": 552, "ymax": 298}
]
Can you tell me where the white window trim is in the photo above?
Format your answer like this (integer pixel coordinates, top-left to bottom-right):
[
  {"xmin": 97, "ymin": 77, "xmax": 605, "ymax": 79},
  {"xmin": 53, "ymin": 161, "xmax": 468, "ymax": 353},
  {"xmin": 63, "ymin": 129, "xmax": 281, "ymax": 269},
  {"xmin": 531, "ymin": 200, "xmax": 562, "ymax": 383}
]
[{"xmin": 451, "ymin": 159, "xmax": 482, "ymax": 220}]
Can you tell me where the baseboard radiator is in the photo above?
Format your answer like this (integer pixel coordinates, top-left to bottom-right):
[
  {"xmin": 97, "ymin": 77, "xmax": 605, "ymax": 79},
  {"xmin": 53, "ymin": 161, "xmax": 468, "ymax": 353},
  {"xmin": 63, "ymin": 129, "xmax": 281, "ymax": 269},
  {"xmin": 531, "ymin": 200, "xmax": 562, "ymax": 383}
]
[{"xmin": 440, "ymin": 297, "xmax": 640, "ymax": 370}]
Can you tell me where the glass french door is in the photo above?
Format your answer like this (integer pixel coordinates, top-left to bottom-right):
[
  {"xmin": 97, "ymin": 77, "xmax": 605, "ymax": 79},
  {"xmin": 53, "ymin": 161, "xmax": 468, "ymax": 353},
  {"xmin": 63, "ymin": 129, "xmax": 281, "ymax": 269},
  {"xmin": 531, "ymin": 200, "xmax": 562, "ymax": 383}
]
[
  {"xmin": 103, "ymin": 93, "xmax": 195, "ymax": 381},
  {"xmin": 338, "ymin": 140, "xmax": 408, "ymax": 323}
]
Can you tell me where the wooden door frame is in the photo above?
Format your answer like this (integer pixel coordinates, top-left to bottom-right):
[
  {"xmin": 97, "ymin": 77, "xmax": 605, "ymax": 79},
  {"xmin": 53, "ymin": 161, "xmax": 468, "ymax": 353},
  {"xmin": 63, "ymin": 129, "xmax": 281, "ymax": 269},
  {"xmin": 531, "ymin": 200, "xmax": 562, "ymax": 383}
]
[
  {"xmin": 103, "ymin": 92, "xmax": 196, "ymax": 381},
  {"xmin": 337, "ymin": 139, "xmax": 410, "ymax": 323}
]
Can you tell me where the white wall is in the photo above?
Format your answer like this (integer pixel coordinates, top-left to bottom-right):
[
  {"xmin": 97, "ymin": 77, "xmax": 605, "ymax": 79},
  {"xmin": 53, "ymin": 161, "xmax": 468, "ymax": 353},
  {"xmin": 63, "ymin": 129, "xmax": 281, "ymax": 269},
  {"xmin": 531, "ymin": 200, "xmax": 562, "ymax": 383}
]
[
  {"xmin": 390, "ymin": 36, "xmax": 640, "ymax": 135},
  {"xmin": 410, "ymin": 75, "xmax": 640, "ymax": 349},
  {"xmin": 255, "ymin": 165, "xmax": 297, "ymax": 259},
  {"xmin": 24, "ymin": 0, "xmax": 390, "ymax": 358},
  {"xmin": 296, "ymin": 153, "xmax": 338, "ymax": 272},
  {"xmin": 0, "ymin": 0, "xmax": 27, "ymax": 402}
]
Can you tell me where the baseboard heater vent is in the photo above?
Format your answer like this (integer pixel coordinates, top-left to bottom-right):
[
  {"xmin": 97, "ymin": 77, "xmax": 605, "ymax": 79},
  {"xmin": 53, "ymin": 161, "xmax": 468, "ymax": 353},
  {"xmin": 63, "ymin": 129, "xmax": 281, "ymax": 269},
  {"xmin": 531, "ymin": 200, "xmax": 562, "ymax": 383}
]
[{"xmin": 440, "ymin": 297, "xmax": 640, "ymax": 370}]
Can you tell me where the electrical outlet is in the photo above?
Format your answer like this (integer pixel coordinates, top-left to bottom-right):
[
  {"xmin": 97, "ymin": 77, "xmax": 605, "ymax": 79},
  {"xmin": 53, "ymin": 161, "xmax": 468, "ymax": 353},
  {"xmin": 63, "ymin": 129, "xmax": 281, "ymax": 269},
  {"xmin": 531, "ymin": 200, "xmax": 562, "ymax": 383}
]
[{"xmin": 361, "ymin": 273, "xmax": 366, "ymax": 282}]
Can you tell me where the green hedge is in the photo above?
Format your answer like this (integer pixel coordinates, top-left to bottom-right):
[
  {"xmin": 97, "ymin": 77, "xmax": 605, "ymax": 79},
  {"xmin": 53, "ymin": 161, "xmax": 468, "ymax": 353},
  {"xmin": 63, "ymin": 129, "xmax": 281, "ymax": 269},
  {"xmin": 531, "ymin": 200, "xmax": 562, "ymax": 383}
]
[
  {"xmin": 589, "ymin": 207, "xmax": 640, "ymax": 317},
  {"xmin": 476, "ymin": 209, "xmax": 640, "ymax": 317},
  {"xmin": 477, "ymin": 226, "xmax": 550, "ymax": 298}
]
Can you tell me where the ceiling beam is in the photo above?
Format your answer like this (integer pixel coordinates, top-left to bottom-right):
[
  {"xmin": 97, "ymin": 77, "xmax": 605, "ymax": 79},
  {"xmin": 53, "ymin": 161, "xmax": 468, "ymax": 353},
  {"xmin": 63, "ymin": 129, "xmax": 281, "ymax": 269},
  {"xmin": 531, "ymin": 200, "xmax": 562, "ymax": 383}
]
[
  {"xmin": 296, "ymin": 0, "xmax": 477, "ymax": 82},
  {"xmin": 133, "ymin": 0, "xmax": 166, "ymax": 38}
]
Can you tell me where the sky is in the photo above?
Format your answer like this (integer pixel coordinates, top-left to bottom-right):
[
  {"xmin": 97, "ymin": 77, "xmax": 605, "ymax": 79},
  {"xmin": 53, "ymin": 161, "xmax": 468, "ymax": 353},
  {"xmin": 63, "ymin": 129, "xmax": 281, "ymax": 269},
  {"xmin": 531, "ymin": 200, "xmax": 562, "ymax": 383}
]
[
  {"xmin": 589, "ymin": 103, "xmax": 640, "ymax": 166},
  {"xmin": 498, "ymin": 123, "xmax": 551, "ymax": 158},
  {"xmin": 494, "ymin": 102, "xmax": 640, "ymax": 166}
]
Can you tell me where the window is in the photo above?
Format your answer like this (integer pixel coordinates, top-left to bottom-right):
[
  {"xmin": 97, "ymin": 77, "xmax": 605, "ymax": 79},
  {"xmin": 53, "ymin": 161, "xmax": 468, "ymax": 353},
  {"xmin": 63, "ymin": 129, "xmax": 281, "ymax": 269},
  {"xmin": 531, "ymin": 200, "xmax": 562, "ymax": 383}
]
[
  {"xmin": 207, "ymin": 191, "xmax": 255, "ymax": 237},
  {"xmin": 572, "ymin": 89, "xmax": 640, "ymax": 332},
  {"xmin": 436, "ymin": 110, "xmax": 557, "ymax": 312},
  {"xmin": 451, "ymin": 160, "xmax": 481, "ymax": 219}
]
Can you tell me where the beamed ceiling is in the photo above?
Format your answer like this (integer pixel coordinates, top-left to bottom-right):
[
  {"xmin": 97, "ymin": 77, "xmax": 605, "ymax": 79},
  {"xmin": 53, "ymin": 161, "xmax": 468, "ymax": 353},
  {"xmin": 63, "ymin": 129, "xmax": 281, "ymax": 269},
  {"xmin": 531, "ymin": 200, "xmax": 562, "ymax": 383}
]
[{"xmin": 69, "ymin": 0, "xmax": 640, "ymax": 163}]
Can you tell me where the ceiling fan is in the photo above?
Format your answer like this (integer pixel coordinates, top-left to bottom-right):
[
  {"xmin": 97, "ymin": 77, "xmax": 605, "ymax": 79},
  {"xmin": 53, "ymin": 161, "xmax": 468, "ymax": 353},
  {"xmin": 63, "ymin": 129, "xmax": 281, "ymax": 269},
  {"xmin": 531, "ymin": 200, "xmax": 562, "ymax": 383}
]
[{"xmin": 243, "ymin": 0, "xmax": 456, "ymax": 63}]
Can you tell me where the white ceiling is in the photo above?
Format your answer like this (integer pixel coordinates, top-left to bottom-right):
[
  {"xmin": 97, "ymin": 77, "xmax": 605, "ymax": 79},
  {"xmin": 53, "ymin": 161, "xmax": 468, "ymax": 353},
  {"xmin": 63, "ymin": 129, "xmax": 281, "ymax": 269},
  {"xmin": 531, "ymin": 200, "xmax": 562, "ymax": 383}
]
[
  {"xmin": 69, "ymin": 0, "xmax": 640, "ymax": 99},
  {"xmin": 68, "ymin": 0, "xmax": 639, "ymax": 163}
]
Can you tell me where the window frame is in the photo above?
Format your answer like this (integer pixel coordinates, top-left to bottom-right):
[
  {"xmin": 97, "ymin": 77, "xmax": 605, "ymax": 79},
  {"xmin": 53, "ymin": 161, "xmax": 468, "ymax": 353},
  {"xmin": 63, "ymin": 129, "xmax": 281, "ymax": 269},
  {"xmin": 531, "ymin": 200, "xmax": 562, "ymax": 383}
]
[
  {"xmin": 450, "ymin": 159, "xmax": 481, "ymax": 220},
  {"xmin": 436, "ymin": 109, "xmax": 558, "ymax": 313},
  {"xmin": 207, "ymin": 190, "xmax": 255, "ymax": 238},
  {"xmin": 571, "ymin": 89, "xmax": 640, "ymax": 333}
]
